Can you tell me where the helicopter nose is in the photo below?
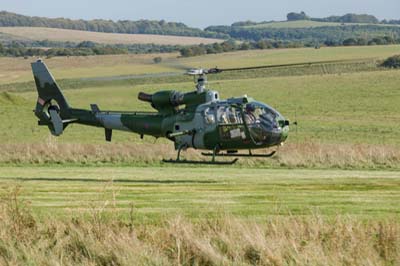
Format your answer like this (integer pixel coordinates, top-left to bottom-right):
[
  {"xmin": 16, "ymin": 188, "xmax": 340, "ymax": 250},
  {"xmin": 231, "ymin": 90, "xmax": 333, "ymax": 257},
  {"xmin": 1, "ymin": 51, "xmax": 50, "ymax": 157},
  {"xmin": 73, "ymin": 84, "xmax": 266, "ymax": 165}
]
[
  {"xmin": 264, "ymin": 125, "xmax": 288, "ymax": 146},
  {"xmin": 280, "ymin": 124, "xmax": 289, "ymax": 143}
]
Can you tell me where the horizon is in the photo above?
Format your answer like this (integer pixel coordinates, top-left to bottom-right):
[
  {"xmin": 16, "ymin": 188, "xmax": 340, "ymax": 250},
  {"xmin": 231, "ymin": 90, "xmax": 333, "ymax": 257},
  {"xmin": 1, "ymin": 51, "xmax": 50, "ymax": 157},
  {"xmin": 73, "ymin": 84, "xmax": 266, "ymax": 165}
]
[{"xmin": 2, "ymin": 0, "xmax": 400, "ymax": 29}]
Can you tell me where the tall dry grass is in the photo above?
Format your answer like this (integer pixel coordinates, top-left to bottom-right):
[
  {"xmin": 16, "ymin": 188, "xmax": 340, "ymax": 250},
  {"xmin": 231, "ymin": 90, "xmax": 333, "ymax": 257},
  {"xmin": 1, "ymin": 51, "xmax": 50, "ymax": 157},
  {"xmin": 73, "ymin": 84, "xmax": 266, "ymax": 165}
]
[
  {"xmin": 1, "ymin": 140, "xmax": 400, "ymax": 169},
  {"xmin": 0, "ymin": 187, "xmax": 398, "ymax": 265}
]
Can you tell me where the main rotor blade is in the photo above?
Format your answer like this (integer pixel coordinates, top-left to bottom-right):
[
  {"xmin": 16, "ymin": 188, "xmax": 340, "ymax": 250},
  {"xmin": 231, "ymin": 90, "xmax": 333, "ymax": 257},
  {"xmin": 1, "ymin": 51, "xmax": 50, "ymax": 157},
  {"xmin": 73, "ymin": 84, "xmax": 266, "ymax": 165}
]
[{"xmin": 211, "ymin": 58, "xmax": 376, "ymax": 73}]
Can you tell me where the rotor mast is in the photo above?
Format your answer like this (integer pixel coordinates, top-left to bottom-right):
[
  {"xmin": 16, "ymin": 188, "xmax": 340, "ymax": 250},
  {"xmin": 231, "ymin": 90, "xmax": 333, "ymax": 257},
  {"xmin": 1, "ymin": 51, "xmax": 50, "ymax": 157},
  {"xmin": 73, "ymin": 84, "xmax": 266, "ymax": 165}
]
[
  {"xmin": 186, "ymin": 69, "xmax": 213, "ymax": 94},
  {"xmin": 196, "ymin": 73, "xmax": 207, "ymax": 93}
]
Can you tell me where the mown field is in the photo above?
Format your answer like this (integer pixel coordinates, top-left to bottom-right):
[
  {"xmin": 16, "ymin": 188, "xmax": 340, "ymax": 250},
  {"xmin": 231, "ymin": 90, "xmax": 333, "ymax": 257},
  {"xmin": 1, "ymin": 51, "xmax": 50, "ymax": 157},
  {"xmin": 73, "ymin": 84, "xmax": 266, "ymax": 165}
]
[
  {"xmin": 0, "ymin": 26, "xmax": 223, "ymax": 46},
  {"xmin": 1, "ymin": 166, "xmax": 399, "ymax": 219},
  {"xmin": 0, "ymin": 45, "xmax": 399, "ymax": 84},
  {"xmin": 0, "ymin": 167, "xmax": 399, "ymax": 265},
  {"xmin": 0, "ymin": 45, "xmax": 399, "ymax": 265}
]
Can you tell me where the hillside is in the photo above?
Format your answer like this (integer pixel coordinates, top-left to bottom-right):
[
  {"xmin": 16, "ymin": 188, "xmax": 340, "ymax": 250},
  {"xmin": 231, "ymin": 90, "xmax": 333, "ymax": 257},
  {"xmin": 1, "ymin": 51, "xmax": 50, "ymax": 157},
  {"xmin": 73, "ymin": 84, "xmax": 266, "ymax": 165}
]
[
  {"xmin": 205, "ymin": 23, "xmax": 400, "ymax": 43},
  {"xmin": 0, "ymin": 11, "xmax": 399, "ymax": 59},
  {"xmin": 205, "ymin": 12, "xmax": 400, "ymax": 43},
  {"xmin": 243, "ymin": 20, "xmax": 400, "ymax": 29},
  {"xmin": 0, "ymin": 11, "xmax": 226, "ymax": 39},
  {"xmin": 0, "ymin": 27, "xmax": 223, "ymax": 46}
]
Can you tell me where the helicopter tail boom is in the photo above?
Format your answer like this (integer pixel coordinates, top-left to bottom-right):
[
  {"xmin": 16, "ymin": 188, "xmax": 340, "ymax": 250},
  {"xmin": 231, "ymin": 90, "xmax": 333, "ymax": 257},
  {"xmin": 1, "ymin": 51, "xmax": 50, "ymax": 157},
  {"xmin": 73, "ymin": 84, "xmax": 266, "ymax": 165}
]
[
  {"xmin": 31, "ymin": 60, "xmax": 164, "ymax": 139},
  {"xmin": 31, "ymin": 60, "xmax": 104, "ymax": 136}
]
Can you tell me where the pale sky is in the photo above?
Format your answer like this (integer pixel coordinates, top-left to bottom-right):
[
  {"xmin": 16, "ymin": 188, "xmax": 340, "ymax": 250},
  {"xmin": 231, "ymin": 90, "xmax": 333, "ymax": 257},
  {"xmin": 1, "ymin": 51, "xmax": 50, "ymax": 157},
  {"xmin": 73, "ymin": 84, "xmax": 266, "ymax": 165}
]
[{"xmin": 2, "ymin": 0, "xmax": 400, "ymax": 28}]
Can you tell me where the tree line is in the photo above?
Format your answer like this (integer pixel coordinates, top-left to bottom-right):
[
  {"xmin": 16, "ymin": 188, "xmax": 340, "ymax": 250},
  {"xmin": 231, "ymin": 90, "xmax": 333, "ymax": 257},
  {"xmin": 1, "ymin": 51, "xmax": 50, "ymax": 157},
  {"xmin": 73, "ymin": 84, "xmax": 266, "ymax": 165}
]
[
  {"xmin": 0, "ymin": 41, "xmax": 184, "ymax": 58},
  {"xmin": 0, "ymin": 11, "xmax": 227, "ymax": 39},
  {"xmin": 179, "ymin": 36, "xmax": 400, "ymax": 57},
  {"xmin": 205, "ymin": 24, "xmax": 400, "ymax": 43},
  {"xmin": 254, "ymin": 12, "xmax": 391, "ymax": 25},
  {"xmin": 1, "ymin": 35, "xmax": 398, "ymax": 58},
  {"xmin": 310, "ymin": 13, "xmax": 379, "ymax": 24}
]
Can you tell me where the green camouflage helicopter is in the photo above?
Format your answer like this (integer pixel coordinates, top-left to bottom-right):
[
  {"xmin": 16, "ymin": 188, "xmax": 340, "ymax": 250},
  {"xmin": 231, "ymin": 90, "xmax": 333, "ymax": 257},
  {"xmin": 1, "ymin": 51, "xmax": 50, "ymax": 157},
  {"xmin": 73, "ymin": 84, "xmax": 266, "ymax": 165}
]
[{"xmin": 33, "ymin": 59, "xmax": 326, "ymax": 164}]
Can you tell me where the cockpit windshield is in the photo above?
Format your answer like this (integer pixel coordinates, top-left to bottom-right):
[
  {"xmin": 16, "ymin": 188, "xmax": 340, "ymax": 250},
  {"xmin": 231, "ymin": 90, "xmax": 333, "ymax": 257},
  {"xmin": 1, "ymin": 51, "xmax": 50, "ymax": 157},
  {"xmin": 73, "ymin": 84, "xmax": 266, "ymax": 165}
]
[
  {"xmin": 210, "ymin": 102, "xmax": 285, "ymax": 144},
  {"xmin": 244, "ymin": 102, "xmax": 281, "ymax": 143}
]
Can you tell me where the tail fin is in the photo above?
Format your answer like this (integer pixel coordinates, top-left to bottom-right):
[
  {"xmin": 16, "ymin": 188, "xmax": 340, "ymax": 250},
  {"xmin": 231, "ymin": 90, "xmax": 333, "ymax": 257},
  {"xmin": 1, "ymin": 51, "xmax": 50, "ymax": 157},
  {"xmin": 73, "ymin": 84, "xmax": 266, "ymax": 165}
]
[{"xmin": 32, "ymin": 59, "xmax": 71, "ymax": 136}]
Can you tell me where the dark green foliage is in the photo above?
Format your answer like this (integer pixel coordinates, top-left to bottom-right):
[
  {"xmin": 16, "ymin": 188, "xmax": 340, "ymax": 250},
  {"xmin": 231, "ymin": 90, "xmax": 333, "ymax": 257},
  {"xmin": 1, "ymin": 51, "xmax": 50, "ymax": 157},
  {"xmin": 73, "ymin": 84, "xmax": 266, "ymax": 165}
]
[
  {"xmin": 0, "ymin": 45, "xmax": 128, "ymax": 57},
  {"xmin": 205, "ymin": 24, "xmax": 400, "ymax": 43},
  {"xmin": 0, "ymin": 11, "xmax": 228, "ymax": 39},
  {"xmin": 231, "ymin": 21, "xmax": 258, "ymax": 27},
  {"xmin": 0, "ymin": 40, "xmax": 187, "ymax": 57},
  {"xmin": 381, "ymin": 55, "xmax": 400, "ymax": 68},
  {"xmin": 287, "ymin": 11, "xmax": 310, "ymax": 21},
  {"xmin": 180, "ymin": 37, "xmax": 400, "ymax": 57},
  {"xmin": 343, "ymin": 38, "xmax": 358, "ymax": 46},
  {"xmin": 153, "ymin": 57, "xmax": 162, "ymax": 64},
  {"xmin": 312, "ymin": 13, "xmax": 379, "ymax": 24},
  {"xmin": 76, "ymin": 41, "xmax": 96, "ymax": 48},
  {"xmin": 382, "ymin": 19, "xmax": 400, "ymax": 25}
]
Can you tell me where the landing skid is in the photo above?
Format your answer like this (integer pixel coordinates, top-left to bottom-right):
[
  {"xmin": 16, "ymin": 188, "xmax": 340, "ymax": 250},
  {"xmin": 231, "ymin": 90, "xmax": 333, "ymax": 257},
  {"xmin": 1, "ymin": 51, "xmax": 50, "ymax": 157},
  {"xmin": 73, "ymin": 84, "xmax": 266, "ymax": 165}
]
[
  {"xmin": 162, "ymin": 144, "xmax": 239, "ymax": 165},
  {"xmin": 162, "ymin": 158, "xmax": 238, "ymax": 165},
  {"xmin": 202, "ymin": 150, "xmax": 276, "ymax": 158}
]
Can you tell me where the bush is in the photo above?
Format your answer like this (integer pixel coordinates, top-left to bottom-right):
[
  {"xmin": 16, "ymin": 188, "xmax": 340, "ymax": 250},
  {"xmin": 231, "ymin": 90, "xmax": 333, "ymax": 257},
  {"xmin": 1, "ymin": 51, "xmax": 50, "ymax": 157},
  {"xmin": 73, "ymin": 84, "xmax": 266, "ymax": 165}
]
[
  {"xmin": 381, "ymin": 55, "xmax": 400, "ymax": 68},
  {"xmin": 153, "ymin": 57, "xmax": 162, "ymax": 64}
]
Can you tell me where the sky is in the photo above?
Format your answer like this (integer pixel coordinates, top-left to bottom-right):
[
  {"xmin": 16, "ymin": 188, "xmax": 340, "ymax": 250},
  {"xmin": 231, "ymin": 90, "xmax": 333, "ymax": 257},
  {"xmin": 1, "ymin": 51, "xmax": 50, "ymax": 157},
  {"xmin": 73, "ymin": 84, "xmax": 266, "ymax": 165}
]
[{"xmin": 2, "ymin": 0, "xmax": 400, "ymax": 28}]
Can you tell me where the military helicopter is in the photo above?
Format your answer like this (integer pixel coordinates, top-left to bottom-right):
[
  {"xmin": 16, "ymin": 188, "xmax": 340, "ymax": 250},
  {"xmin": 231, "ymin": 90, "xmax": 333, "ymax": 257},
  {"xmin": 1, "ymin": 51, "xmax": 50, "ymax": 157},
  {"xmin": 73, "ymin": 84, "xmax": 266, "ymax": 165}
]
[{"xmin": 31, "ymin": 59, "xmax": 348, "ymax": 164}]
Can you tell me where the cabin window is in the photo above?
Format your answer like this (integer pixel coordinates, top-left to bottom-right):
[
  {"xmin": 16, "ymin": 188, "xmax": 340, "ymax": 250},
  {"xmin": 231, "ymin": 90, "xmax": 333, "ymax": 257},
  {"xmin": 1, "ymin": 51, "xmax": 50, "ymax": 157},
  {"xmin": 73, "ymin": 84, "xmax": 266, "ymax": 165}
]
[{"xmin": 217, "ymin": 106, "xmax": 243, "ymax": 125}]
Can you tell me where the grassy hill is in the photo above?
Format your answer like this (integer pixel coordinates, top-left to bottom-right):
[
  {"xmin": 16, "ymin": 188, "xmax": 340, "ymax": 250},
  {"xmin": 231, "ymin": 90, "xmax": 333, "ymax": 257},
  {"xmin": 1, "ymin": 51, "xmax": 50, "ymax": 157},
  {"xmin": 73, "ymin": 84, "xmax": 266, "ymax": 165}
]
[
  {"xmin": 0, "ymin": 45, "xmax": 399, "ymax": 84},
  {"xmin": 244, "ymin": 20, "xmax": 400, "ymax": 29},
  {"xmin": 0, "ymin": 27, "xmax": 223, "ymax": 46},
  {"xmin": 0, "ymin": 45, "xmax": 399, "ymax": 165}
]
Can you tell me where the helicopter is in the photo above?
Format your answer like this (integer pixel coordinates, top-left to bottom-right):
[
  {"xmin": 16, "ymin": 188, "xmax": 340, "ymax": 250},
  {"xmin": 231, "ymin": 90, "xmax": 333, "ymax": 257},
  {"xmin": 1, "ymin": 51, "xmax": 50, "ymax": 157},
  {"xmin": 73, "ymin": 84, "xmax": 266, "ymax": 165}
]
[{"xmin": 31, "ymin": 59, "xmax": 352, "ymax": 164}]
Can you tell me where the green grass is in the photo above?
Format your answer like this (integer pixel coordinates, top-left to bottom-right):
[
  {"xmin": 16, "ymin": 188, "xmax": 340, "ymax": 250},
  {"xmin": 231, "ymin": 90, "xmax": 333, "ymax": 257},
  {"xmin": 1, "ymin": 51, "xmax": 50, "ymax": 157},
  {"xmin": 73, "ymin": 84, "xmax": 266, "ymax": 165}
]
[
  {"xmin": 173, "ymin": 45, "xmax": 400, "ymax": 70},
  {"xmin": 0, "ymin": 45, "xmax": 399, "ymax": 167},
  {"xmin": 1, "ymin": 45, "xmax": 399, "ymax": 84},
  {"xmin": 0, "ymin": 46, "xmax": 399, "ymax": 265},
  {"xmin": 1, "ymin": 166, "xmax": 399, "ymax": 221},
  {"xmin": 2, "ymin": 69, "xmax": 399, "ymax": 145}
]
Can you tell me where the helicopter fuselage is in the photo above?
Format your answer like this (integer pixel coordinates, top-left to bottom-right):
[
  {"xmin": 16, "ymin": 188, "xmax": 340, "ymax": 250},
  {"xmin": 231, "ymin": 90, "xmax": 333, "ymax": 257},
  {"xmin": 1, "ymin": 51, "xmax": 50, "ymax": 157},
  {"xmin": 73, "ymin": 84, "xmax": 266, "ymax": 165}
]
[
  {"xmin": 77, "ymin": 90, "xmax": 290, "ymax": 152},
  {"xmin": 32, "ymin": 60, "xmax": 289, "ymax": 158}
]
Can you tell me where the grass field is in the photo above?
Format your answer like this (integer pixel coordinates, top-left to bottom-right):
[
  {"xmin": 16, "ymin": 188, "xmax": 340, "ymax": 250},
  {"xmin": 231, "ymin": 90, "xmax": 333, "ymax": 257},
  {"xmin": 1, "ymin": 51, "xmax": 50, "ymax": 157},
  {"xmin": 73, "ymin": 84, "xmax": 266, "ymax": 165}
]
[
  {"xmin": 1, "ymin": 166, "xmax": 399, "ymax": 219},
  {"xmin": 0, "ymin": 166, "xmax": 399, "ymax": 265},
  {"xmin": 0, "ymin": 45, "xmax": 399, "ymax": 84},
  {"xmin": 0, "ymin": 45, "xmax": 399, "ymax": 166},
  {"xmin": 2, "ymin": 69, "xmax": 399, "ymax": 147},
  {"xmin": 0, "ymin": 45, "xmax": 399, "ymax": 265},
  {"xmin": 0, "ymin": 26, "xmax": 223, "ymax": 46}
]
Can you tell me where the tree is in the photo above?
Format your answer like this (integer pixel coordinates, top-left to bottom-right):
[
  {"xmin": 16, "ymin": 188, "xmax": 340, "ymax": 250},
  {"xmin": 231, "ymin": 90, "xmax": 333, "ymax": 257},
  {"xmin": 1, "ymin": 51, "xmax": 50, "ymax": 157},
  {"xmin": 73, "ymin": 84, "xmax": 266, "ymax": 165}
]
[
  {"xmin": 381, "ymin": 55, "xmax": 400, "ymax": 68},
  {"xmin": 356, "ymin": 38, "xmax": 368, "ymax": 46},
  {"xmin": 342, "ymin": 38, "xmax": 357, "ymax": 46},
  {"xmin": 153, "ymin": 57, "xmax": 162, "ymax": 64},
  {"xmin": 287, "ymin": 12, "xmax": 309, "ymax": 21}
]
